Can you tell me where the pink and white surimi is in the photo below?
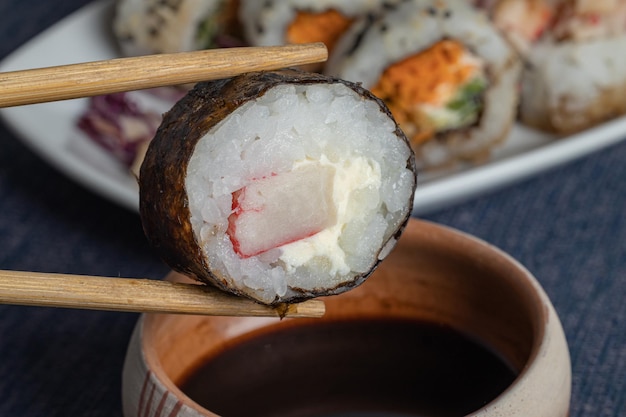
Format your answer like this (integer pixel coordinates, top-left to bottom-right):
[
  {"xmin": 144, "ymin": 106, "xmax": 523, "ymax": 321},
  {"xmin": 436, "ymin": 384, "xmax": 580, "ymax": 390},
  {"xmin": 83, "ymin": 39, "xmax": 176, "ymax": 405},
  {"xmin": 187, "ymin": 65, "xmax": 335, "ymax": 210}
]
[{"xmin": 227, "ymin": 163, "xmax": 337, "ymax": 258}]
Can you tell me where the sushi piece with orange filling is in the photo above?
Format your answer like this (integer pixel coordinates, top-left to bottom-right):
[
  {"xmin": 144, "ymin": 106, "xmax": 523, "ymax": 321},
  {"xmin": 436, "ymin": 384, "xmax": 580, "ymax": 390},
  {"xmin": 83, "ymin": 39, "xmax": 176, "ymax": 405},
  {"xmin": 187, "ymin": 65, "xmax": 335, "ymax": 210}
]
[
  {"xmin": 370, "ymin": 40, "xmax": 488, "ymax": 147},
  {"xmin": 325, "ymin": 0, "xmax": 521, "ymax": 169},
  {"xmin": 238, "ymin": 0, "xmax": 394, "ymax": 71}
]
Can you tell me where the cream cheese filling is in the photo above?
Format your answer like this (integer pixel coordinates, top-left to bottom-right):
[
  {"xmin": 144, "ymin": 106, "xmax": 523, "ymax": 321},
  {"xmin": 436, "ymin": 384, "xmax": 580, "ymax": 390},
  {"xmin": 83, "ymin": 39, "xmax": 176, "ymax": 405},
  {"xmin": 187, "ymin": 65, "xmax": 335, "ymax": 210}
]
[{"xmin": 278, "ymin": 154, "xmax": 382, "ymax": 275}]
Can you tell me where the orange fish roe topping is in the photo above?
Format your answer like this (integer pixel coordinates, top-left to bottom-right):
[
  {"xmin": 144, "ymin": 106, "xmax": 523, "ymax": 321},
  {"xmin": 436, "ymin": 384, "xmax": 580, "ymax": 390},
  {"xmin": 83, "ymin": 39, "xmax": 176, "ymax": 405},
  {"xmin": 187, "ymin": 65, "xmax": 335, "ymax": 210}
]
[
  {"xmin": 371, "ymin": 40, "xmax": 483, "ymax": 144},
  {"xmin": 286, "ymin": 9, "xmax": 354, "ymax": 53},
  {"xmin": 372, "ymin": 40, "xmax": 479, "ymax": 107}
]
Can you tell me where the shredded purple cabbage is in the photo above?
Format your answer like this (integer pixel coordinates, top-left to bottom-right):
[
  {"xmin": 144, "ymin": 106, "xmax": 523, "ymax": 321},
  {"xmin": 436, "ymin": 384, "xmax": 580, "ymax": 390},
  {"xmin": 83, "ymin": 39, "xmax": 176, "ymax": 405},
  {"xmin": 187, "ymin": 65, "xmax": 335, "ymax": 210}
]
[{"xmin": 77, "ymin": 93, "xmax": 163, "ymax": 167}]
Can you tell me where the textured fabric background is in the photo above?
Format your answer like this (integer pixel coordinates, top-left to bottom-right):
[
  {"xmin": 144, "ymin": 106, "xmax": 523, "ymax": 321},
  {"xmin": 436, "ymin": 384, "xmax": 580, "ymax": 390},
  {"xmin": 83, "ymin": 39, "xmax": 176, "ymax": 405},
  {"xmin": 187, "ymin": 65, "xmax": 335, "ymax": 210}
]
[{"xmin": 0, "ymin": 1, "xmax": 624, "ymax": 416}]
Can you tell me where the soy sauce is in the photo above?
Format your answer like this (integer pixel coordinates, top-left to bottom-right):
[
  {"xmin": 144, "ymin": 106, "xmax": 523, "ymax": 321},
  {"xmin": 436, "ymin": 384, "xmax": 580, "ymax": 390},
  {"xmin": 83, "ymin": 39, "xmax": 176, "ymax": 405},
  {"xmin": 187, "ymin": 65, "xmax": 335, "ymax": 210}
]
[{"xmin": 178, "ymin": 319, "xmax": 518, "ymax": 417}]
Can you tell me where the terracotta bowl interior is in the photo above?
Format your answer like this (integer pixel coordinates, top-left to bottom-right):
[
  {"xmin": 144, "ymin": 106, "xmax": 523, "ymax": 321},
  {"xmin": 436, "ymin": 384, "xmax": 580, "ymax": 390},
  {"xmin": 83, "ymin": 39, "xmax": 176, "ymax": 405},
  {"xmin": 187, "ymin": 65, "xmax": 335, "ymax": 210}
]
[{"xmin": 142, "ymin": 219, "xmax": 545, "ymax": 407}]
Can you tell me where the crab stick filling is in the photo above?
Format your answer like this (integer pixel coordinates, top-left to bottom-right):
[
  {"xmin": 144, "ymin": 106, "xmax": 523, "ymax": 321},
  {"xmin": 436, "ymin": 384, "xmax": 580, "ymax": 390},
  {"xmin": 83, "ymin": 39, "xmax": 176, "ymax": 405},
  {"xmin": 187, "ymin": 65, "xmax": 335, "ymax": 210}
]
[
  {"xmin": 371, "ymin": 40, "xmax": 487, "ymax": 146},
  {"xmin": 227, "ymin": 155, "xmax": 381, "ymax": 276},
  {"xmin": 286, "ymin": 9, "xmax": 355, "ymax": 54},
  {"xmin": 227, "ymin": 163, "xmax": 336, "ymax": 258}
]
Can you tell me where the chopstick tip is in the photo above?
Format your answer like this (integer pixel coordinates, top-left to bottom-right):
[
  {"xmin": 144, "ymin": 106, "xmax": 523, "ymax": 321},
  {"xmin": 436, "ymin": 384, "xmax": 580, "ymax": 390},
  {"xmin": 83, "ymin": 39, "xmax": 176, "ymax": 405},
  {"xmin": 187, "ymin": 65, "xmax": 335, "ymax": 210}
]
[{"xmin": 277, "ymin": 299, "xmax": 326, "ymax": 319}]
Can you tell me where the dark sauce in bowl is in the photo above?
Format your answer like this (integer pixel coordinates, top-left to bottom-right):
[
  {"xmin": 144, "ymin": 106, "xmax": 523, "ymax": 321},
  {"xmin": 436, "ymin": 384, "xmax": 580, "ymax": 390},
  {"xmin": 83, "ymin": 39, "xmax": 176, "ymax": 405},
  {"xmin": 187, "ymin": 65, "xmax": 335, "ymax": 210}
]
[{"xmin": 178, "ymin": 319, "xmax": 518, "ymax": 417}]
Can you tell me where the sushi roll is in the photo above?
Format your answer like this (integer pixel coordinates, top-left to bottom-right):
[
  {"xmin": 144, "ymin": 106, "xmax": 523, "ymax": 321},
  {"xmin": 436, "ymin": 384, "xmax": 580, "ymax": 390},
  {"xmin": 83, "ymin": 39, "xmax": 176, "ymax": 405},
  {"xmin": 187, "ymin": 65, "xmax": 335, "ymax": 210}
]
[
  {"xmin": 139, "ymin": 68, "xmax": 417, "ymax": 305},
  {"xmin": 238, "ymin": 0, "xmax": 393, "ymax": 70},
  {"xmin": 516, "ymin": 0, "xmax": 626, "ymax": 133},
  {"xmin": 112, "ymin": 0, "xmax": 243, "ymax": 57},
  {"xmin": 325, "ymin": 0, "xmax": 521, "ymax": 169}
]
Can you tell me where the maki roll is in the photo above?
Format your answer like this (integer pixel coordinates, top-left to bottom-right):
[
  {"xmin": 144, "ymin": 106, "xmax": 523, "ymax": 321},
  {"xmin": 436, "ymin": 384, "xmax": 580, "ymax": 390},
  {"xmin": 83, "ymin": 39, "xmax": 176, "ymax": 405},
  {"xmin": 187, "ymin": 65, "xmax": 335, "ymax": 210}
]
[
  {"xmin": 139, "ymin": 69, "xmax": 417, "ymax": 305},
  {"xmin": 112, "ymin": 0, "xmax": 242, "ymax": 57},
  {"xmin": 238, "ymin": 0, "xmax": 393, "ymax": 70},
  {"xmin": 325, "ymin": 0, "xmax": 521, "ymax": 169},
  {"xmin": 511, "ymin": 0, "xmax": 626, "ymax": 133}
]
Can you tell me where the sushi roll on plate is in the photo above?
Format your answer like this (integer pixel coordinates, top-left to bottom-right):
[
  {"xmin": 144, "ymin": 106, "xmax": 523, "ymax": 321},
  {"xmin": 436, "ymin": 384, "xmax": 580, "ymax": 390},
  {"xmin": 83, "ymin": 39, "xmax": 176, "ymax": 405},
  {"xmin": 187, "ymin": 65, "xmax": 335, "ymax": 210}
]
[
  {"xmin": 514, "ymin": 0, "xmax": 626, "ymax": 133},
  {"xmin": 112, "ymin": 0, "xmax": 242, "ymax": 57},
  {"xmin": 238, "ymin": 0, "xmax": 393, "ymax": 71},
  {"xmin": 520, "ymin": 35, "xmax": 626, "ymax": 133},
  {"xmin": 325, "ymin": 0, "xmax": 521, "ymax": 170},
  {"xmin": 139, "ymin": 69, "xmax": 417, "ymax": 305}
]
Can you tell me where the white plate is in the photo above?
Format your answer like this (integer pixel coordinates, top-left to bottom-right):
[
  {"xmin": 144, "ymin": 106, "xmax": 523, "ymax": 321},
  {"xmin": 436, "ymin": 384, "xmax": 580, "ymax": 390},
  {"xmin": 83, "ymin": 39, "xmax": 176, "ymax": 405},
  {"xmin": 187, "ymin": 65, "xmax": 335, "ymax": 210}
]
[{"xmin": 2, "ymin": 0, "xmax": 626, "ymax": 214}]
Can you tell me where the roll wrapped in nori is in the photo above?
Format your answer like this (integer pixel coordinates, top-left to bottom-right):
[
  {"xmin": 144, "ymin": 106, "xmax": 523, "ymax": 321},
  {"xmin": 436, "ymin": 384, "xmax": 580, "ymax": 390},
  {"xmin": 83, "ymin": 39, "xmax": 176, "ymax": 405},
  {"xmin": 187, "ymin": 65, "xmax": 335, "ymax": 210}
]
[
  {"xmin": 139, "ymin": 69, "xmax": 417, "ymax": 305},
  {"xmin": 325, "ymin": 0, "xmax": 521, "ymax": 170}
]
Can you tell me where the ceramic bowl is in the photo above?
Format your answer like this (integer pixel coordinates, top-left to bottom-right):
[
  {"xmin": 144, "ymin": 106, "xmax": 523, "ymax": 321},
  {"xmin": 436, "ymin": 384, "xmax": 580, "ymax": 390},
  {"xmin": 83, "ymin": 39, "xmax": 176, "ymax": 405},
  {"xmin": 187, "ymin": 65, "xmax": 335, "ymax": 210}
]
[{"xmin": 122, "ymin": 219, "xmax": 571, "ymax": 417}]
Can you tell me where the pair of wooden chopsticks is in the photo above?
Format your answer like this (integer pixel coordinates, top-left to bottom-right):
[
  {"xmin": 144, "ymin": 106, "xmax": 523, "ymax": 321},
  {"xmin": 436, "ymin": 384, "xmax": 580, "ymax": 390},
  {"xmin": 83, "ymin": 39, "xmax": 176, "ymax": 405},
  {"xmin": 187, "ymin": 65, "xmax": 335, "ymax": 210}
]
[
  {"xmin": 0, "ymin": 42, "xmax": 328, "ymax": 107},
  {"xmin": 0, "ymin": 43, "xmax": 327, "ymax": 318}
]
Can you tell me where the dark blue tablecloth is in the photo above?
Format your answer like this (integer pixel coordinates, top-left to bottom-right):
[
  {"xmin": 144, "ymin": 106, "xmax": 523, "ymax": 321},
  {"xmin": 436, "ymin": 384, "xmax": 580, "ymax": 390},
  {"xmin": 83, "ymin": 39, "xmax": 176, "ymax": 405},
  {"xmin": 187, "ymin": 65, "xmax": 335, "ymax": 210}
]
[{"xmin": 0, "ymin": 1, "xmax": 624, "ymax": 416}]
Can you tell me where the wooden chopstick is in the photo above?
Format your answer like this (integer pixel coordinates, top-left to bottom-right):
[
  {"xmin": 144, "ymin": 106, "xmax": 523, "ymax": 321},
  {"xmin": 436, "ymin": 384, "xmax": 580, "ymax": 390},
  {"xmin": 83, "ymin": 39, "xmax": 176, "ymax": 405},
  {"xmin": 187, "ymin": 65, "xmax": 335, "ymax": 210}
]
[
  {"xmin": 0, "ymin": 43, "xmax": 328, "ymax": 108},
  {"xmin": 0, "ymin": 270, "xmax": 325, "ymax": 318}
]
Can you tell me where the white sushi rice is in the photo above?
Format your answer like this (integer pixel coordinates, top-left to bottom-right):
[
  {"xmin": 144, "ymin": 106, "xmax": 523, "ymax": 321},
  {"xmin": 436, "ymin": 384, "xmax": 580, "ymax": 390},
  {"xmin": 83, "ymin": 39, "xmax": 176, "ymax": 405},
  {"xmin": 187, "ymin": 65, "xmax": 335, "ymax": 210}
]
[
  {"xmin": 185, "ymin": 83, "xmax": 414, "ymax": 303},
  {"xmin": 520, "ymin": 34, "xmax": 626, "ymax": 132}
]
